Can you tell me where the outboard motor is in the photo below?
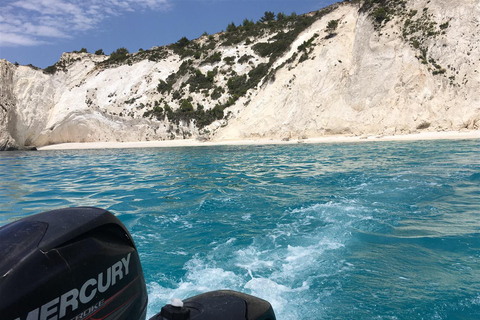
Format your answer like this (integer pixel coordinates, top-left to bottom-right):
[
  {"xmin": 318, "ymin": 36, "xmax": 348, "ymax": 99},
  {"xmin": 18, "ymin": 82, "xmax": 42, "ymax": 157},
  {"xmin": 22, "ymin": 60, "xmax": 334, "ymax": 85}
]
[{"xmin": 0, "ymin": 207, "xmax": 276, "ymax": 320}]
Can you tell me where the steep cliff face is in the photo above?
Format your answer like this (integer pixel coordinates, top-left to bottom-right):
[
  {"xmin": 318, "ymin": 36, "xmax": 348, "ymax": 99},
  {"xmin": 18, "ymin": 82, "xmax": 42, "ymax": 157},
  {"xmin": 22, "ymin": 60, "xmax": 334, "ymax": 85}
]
[
  {"xmin": 0, "ymin": 61, "xmax": 18, "ymax": 150},
  {"xmin": 0, "ymin": 0, "xmax": 479, "ymax": 149},
  {"xmin": 215, "ymin": 0, "xmax": 480, "ymax": 140}
]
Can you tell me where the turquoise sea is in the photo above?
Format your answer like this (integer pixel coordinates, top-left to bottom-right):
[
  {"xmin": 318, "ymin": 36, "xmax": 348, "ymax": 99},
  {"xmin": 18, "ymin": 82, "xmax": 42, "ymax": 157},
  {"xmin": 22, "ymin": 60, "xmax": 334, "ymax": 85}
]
[{"xmin": 1, "ymin": 140, "xmax": 479, "ymax": 319}]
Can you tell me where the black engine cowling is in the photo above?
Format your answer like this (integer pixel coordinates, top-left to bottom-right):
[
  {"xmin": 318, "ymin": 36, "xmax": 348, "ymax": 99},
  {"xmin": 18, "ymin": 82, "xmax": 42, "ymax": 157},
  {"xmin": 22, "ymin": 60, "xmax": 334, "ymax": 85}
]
[{"xmin": 0, "ymin": 207, "xmax": 147, "ymax": 320}]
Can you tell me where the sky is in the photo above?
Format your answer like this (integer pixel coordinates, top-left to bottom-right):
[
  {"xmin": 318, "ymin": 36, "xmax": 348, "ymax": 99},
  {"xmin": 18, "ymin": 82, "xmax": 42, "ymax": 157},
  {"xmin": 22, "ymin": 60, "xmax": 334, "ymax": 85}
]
[{"xmin": 0, "ymin": 0, "xmax": 338, "ymax": 69}]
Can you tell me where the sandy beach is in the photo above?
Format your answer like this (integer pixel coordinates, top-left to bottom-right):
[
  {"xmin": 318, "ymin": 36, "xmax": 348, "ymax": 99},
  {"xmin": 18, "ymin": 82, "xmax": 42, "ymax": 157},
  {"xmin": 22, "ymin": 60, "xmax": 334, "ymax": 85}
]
[{"xmin": 37, "ymin": 131, "xmax": 480, "ymax": 150}]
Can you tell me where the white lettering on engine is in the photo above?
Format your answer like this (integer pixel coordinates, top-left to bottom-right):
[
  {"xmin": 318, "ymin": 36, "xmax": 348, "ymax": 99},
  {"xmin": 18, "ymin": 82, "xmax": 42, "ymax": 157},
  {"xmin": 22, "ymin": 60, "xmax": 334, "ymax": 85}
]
[{"xmin": 13, "ymin": 253, "xmax": 131, "ymax": 320}]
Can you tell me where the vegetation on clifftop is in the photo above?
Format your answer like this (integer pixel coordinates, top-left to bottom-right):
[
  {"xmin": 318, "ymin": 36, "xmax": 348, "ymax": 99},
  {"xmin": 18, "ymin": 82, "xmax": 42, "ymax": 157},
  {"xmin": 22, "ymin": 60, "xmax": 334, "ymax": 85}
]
[{"xmin": 138, "ymin": 5, "xmax": 338, "ymax": 130}]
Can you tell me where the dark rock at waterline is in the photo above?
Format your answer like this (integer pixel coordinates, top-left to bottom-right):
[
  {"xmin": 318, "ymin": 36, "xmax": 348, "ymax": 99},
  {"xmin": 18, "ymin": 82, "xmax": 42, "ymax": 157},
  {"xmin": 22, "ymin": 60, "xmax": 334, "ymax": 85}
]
[
  {"xmin": 0, "ymin": 138, "xmax": 18, "ymax": 151},
  {"xmin": 0, "ymin": 140, "xmax": 37, "ymax": 151}
]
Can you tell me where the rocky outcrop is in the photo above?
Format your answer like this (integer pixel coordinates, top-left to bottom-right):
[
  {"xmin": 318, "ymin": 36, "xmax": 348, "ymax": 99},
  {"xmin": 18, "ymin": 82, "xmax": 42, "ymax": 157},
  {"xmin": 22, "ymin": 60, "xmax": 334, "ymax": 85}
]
[
  {"xmin": 0, "ymin": 0, "xmax": 479, "ymax": 149},
  {"xmin": 0, "ymin": 61, "xmax": 18, "ymax": 150}
]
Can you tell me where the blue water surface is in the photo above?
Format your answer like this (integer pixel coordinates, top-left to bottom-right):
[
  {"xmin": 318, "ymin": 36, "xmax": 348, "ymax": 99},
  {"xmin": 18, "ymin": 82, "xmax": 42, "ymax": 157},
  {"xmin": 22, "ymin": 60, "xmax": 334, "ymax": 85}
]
[{"xmin": 1, "ymin": 140, "xmax": 479, "ymax": 319}]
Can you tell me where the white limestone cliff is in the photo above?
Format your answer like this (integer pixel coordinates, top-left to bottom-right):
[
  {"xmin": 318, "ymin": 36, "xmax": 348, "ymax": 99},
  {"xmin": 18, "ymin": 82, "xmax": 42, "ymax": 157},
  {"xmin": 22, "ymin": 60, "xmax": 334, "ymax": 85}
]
[
  {"xmin": 215, "ymin": 0, "xmax": 480, "ymax": 140},
  {"xmin": 1, "ymin": 0, "xmax": 479, "ymax": 150}
]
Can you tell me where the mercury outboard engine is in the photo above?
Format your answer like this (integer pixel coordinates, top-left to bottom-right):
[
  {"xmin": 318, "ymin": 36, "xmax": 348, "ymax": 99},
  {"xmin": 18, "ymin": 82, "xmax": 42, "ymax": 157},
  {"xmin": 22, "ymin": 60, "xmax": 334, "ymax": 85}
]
[{"xmin": 0, "ymin": 207, "xmax": 276, "ymax": 320}]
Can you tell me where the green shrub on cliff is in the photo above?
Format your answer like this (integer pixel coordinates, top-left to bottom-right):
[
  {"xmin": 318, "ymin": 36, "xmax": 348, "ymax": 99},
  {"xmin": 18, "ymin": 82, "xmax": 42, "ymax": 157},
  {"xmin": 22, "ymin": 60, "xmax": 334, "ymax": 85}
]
[
  {"xmin": 259, "ymin": 11, "xmax": 276, "ymax": 23},
  {"xmin": 373, "ymin": 7, "xmax": 388, "ymax": 23},
  {"xmin": 43, "ymin": 65, "xmax": 57, "ymax": 74},
  {"xmin": 186, "ymin": 69, "xmax": 215, "ymax": 93},
  {"xmin": 227, "ymin": 74, "xmax": 248, "ymax": 96},
  {"xmin": 101, "ymin": 47, "xmax": 130, "ymax": 66},
  {"xmin": 202, "ymin": 52, "xmax": 222, "ymax": 65}
]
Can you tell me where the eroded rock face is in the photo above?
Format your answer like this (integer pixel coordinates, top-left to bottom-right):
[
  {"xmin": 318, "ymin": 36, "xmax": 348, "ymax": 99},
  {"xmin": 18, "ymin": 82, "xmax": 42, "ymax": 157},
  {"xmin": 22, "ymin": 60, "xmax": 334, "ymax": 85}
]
[
  {"xmin": 0, "ymin": 131, "xmax": 18, "ymax": 151},
  {"xmin": 0, "ymin": 0, "xmax": 479, "ymax": 149},
  {"xmin": 0, "ymin": 107, "xmax": 18, "ymax": 151},
  {"xmin": 0, "ymin": 60, "xmax": 18, "ymax": 151}
]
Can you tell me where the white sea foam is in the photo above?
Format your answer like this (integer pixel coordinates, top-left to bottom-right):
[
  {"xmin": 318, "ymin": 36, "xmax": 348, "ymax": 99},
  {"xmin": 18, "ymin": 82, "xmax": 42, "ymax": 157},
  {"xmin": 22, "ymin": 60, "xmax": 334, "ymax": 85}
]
[
  {"xmin": 147, "ymin": 200, "xmax": 371, "ymax": 319},
  {"xmin": 147, "ymin": 257, "xmax": 244, "ymax": 318},
  {"xmin": 242, "ymin": 213, "xmax": 251, "ymax": 221},
  {"xmin": 235, "ymin": 247, "xmax": 275, "ymax": 272}
]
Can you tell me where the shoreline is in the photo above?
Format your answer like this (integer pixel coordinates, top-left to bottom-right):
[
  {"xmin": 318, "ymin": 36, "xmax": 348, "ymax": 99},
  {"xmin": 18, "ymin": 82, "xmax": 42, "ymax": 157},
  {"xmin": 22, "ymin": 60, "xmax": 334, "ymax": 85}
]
[{"xmin": 38, "ymin": 130, "xmax": 480, "ymax": 151}]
